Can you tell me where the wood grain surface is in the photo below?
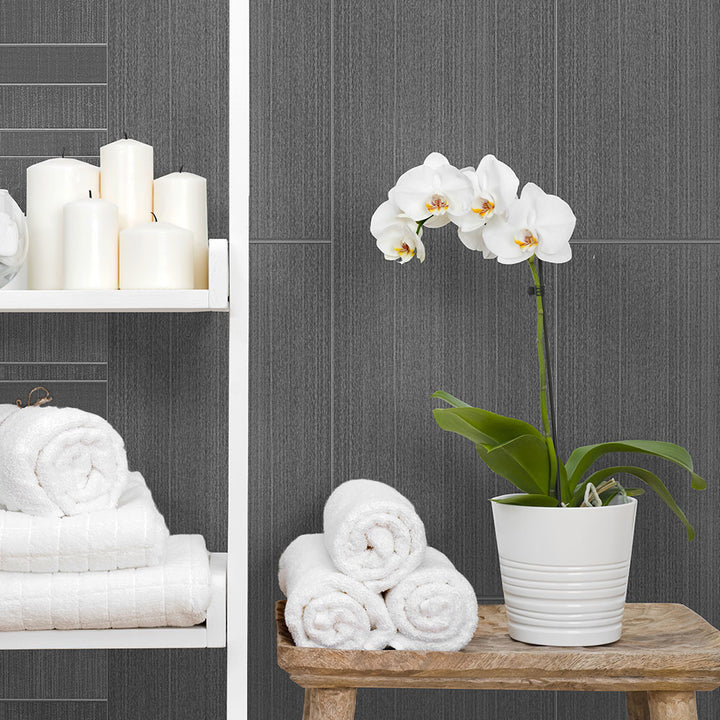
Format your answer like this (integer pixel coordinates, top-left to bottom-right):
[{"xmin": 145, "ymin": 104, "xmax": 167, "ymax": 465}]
[{"xmin": 276, "ymin": 602, "xmax": 720, "ymax": 693}]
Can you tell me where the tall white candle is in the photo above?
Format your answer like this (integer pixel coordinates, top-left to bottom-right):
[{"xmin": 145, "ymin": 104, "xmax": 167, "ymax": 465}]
[
  {"xmin": 63, "ymin": 193, "xmax": 119, "ymax": 290},
  {"xmin": 100, "ymin": 138, "xmax": 153, "ymax": 231},
  {"xmin": 26, "ymin": 158, "xmax": 100, "ymax": 289},
  {"xmin": 153, "ymin": 170, "xmax": 208, "ymax": 289},
  {"xmin": 119, "ymin": 220, "xmax": 193, "ymax": 289}
]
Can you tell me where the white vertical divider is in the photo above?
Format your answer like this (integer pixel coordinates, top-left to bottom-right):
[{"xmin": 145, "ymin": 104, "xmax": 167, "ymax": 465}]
[{"xmin": 228, "ymin": 0, "xmax": 250, "ymax": 716}]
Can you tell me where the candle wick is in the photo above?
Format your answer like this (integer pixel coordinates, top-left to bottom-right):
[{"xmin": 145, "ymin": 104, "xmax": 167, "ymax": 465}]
[
  {"xmin": 61, "ymin": 148, "xmax": 65, "ymax": 158},
  {"xmin": 89, "ymin": 190, "xmax": 93, "ymax": 199},
  {"xmin": 151, "ymin": 212, "xmax": 158, "ymax": 222},
  {"xmin": 179, "ymin": 165, "xmax": 184, "ymax": 173},
  {"xmin": 123, "ymin": 131, "xmax": 128, "ymax": 140}
]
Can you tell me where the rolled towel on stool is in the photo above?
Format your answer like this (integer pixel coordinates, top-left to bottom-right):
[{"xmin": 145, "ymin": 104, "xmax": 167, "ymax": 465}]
[
  {"xmin": 323, "ymin": 479, "xmax": 427, "ymax": 592},
  {"xmin": 0, "ymin": 405, "xmax": 128, "ymax": 517},
  {"xmin": 385, "ymin": 547, "xmax": 478, "ymax": 651},
  {"xmin": 279, "ymin": 533, "xmax": 394, "ymax": 650}
]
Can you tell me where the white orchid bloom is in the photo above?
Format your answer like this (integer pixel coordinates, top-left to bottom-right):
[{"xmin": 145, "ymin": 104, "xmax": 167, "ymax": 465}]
[
  {"xmin": 371, "ymin": 199, "xmax": 425, "ymax": 263},
  {"xmin": 458, "ymin": 155, "xmax": 520, "ymax": 232},
  {"xmin": 483, "ymin": 183, "xmax": 576, "ymax": 265},
  {"xmin": 457, "ymin": 225, "xmax": 497, "ymax": 258},
  {"xmin": 388, "ymin": 152, "xmax": 473, "ymax": 228}
]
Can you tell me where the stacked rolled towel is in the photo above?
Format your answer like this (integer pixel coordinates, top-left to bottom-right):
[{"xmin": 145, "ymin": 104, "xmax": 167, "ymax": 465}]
[
  {"xmin": 280, "ymin": 479, "xmax": 478, "ymax": 652},
  {"xmin": 0, "ymin": 405, "xmax": 129, "ymax": 516},
  {"xmin": 385, "ymin": 548, "xmax": 479, "ymax": 651},
  {"xmin": 323, "ymin": 478, "xmax": 427, "ymax": 593},
  {"xmin": 0, "ymin": 404, "xmax": 212, "ymax": 631},
  {"xmin": 279, "ymin": 534, "xmax": 395, "ymax": 649}
]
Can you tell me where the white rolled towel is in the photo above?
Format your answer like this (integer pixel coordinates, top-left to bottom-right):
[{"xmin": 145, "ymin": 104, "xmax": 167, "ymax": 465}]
[
  {"xmin": 323, "ymin": 479, "xmax": 427, "ymax": 592},
  {"xmin": 385, "ymin": 547, "xmax": 478, "ymax": 651},
  {"xmin": 279, "ymin": 533, "xmax": 395, "ymax": 650},
  {"xmin": 0, "ymin": 405, "xmax": 128, "ymax": 517}
]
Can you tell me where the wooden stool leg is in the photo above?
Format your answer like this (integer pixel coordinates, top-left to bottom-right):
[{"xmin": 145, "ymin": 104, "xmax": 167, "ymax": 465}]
[
  {"xmin": 626, "ymin": 691, "xmax": 651, "ymax": 719},
  {"xmin": 645, "ymin": 691, "xmax": 697, "ymax": 720},
  {"xmin": 302, "ymin": 688, "xmax": 357, "ymax": 720}
]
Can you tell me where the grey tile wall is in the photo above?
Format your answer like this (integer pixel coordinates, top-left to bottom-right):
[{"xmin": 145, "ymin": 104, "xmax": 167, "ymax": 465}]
[
  {"xmin": 0, "ymin": 1, "xmax": 228, "ymax": 719},
  {"xmin": 250, "ymin": 0, "xmax": 720, "ymax": 719}
]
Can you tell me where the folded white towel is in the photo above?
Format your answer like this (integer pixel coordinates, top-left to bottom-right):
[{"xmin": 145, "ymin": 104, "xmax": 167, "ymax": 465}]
[
  {"xmin": 279, "ymin": 534, "xmax": 394, "ymax": 650},
  {"xmin": 385, "ymin": 547, "xmax": 478, "ymax": 651},
  {"xmin": 0, "ymin": 534, "xmax": 211, "ymax": 631},
  {"xmin": 0, "ymin": 404, "xmax": 18, "ymax": 427},
  {"xmin": 0, "ymin": 471, "xmax": 169, "ymax": 573},
  {"xmin": 0, "ymin": 405, "xmax": 128, "ymax": 517},
  {"xmin": 323, "ymin": 479, "xmax": 427, "ymax": 592}
]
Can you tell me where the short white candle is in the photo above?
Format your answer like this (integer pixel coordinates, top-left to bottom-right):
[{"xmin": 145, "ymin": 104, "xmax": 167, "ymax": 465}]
[
  {"xmin": 62, "ymin": 192, "xmax": 119, "ymax": 290},
  {"xmin": 153, "ymin": 170, "xmax": 208, "ymax": 289},
  {"xmin": 26, "ymin": 158, "xmax": 100, "ymax": 289},
  {"xmin": 119, "ymin": 219, "xmax": 193, "ymax": 289},
  {"xmin": 100, "ymin": 137, "xmax": 153, "ymax": 231}
]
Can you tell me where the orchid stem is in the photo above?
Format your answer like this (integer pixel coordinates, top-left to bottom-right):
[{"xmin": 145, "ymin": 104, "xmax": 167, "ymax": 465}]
[{"xmin": 528, "ymin": 257, "xmax": 558, "ymax": 498}]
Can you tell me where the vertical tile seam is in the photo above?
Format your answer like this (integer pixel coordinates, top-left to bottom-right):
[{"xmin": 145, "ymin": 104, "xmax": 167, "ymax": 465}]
[
  {"xmin": 553, "ymin": 5, "xmax": 559, "ymax": 715},
  {"xmin": 168, "ymin": 0, "xmax": 173, "ymax": 162},
  {"xmin": 329, "ymin": 0, "xmax": 335, "ymax": 486},
  {"xmin": 392, "ymin": 0, "xmax": 398, "ymax": 487},
  {"xmin": 105, "ymin": 0, "xmax": 109, "ymax": 140}
]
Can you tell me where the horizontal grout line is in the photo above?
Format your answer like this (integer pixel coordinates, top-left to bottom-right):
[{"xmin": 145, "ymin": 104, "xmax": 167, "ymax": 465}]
[
  {"xmin": 0, "ymin": 155, "xmax": 100, "ymax": 159},
  {"xmin": 0, "ymin": 83, "xmax": 107, "ymax": 87},
  {"xmin": 0, "ymin": 362, "xmax": 107, "ymax": 366},
  {"xmin": 0, "ymin": 380, "xmax": 107, "ymax": 384},
  {"xmin": 250, "ymin": 238, "xmax": 332, "ymax": 244},
  {"xmin": 0, "ymin": 43, "xmax": 107, "ymax": 48},
  {"xmin": 0, "ymin": 128, "xmax": 107, "ymax": 132},
  {"xmin": 574, "ymin": 238, "xmax": 720, "ymax": 244},
  {"xmin": 0, "ymin": 699, "xmax": 108, "ymax": 703}
]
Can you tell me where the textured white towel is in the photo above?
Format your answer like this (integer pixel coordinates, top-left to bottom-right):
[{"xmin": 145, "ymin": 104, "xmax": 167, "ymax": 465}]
[
  {"xmin": 323, "ymin": 479, "xmax": 427, "ymax": 592},
  {"xmin": 0, "ymin": 405, "xmax": 128, "ymax": 517},
  {"xmin": 0, "ymin": 471, "xmax": 169, "ymax": 573},
  {"xmin": 0, "ymin": 404, "xmax": 19, "ymax": 427},
  {"xmin": 279, "ymin": 534, "xmax": 394, "ymax": 650},
  {"xmin": 0, "ymin": 534, "xmax": 211, "ymax": 631},
  {"xmin": 385, "ymin": 547, "xmax": 478, "ymax": 651}
]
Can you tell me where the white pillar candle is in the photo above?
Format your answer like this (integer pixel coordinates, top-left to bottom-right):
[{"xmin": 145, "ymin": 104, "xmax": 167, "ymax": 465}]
[
  {"xmin": 119, "ymin": 220, "xmax": 193, "ymax": 289},
  {"xmin": 153, "ymin": 170, "xmax": 209, "ymax": 289},
  {"xmin": 100, "ymin": 137, "xmax": 153, "ymax": 231},
  {"xmin": 62, "ymin": 193, "xmax": 119, "ymax": 290},
  {"xmin": 26, "ymin": 158, "xmax": 100, "ymax": 289}
]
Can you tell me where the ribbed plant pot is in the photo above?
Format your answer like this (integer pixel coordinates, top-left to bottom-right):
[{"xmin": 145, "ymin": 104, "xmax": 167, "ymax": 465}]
[{"xmin": 491, "ymin": 495, "xmax": 637, "ymax": 647}]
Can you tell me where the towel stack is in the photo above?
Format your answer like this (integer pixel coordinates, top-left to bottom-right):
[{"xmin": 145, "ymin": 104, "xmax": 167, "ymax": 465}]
[
  {"xmin": 0, "ymin": 404, "xmax": 211, "ymax": 631},
  {"xmin": 279, "ymin": 479, "xmax": 478, "ymax": 651}
]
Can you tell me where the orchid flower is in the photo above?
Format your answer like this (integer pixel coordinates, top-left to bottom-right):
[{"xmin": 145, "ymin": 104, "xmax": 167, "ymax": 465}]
[
  {"xmin": 388, "ymin": 152, "xmax": 473, "ymax": 228},
  {"xmin": 455, "ymin": 155, "xmax": 519, "ymax": 257},
  {"xmin": 483, "ymin": 183, "xmax": 576, "ymax": 264},
  {"xmin": 371, "ymin": 200, "xmax": 425, "ymax": 263}
]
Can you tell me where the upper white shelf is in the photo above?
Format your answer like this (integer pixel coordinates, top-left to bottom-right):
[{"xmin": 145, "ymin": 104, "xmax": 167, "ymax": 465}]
[{"xmin": 0, "ymin": 239, "xmax": 229, "ymax": 313}]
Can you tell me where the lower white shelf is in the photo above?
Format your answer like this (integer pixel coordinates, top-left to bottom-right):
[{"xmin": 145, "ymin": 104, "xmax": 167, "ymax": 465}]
[{"xmin": 0, "ymin": 553, "xmax": 227, "ymax": 650}]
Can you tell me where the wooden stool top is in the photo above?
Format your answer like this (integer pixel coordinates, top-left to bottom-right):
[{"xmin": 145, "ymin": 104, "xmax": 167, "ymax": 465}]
[{"xmin": 276, "ymin": 601, "xmax": 720, "ymax": 692}]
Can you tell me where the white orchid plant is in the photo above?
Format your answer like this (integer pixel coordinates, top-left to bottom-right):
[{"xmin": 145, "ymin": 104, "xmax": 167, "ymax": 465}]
[{"xmin": 372, "ymin": 152, "xmax": 705, "ymax": 539}]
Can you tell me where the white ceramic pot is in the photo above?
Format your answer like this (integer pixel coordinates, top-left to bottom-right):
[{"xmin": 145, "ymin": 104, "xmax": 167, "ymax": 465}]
[{"xmin": 491, "ymin": 495, "xmax": 637, "ymax": 647}]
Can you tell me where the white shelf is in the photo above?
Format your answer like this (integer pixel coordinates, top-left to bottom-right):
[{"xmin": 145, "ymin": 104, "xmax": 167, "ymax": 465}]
[
  {"xmin": 0, "ymin": 239, "xmax": 229, "ymax": 313},
  {"xmin": 0, "ymin": 553, "xmax": 227, "ymax": 650}
]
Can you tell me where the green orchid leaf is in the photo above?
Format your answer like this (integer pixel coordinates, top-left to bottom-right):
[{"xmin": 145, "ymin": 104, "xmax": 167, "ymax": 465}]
[
  {"xmin": 433, "ymin": 406, "xmax": 545, "ymax": 447},
  {"xmin": 477, "ymin": 433, "xmax": 551, "ymax": 495},
  {"xmin": 491, "ymin": 494, "xmax": 560, "ymax": 507},
  {"xmin": 430, "ymin": 390, "xmax": 471, "ymax": 408},
  {"xmin": 570, "ymin": 465, "xmax": 696, "ymax": 541},
  {"xmin": 558, "ymin": 459, "xmax": 572, "ymax": 504},
  {"xmin": 566, "ymin": 440, "xmax": 706, "ymax": 492}
]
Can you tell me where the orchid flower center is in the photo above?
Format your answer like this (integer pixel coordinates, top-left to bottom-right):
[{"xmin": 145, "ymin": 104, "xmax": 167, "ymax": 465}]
[
  {"xmin": 514, "ymin": 229, "xmax": 539, "ymax": 251},
  {"xmin": 394, "ymin": 241, "xmax": 415, "ymax": 260},
  {"xmin": 425, "ymin": 194, "xmax": 450, "ymax": 215},
  {"xmin": 471, "ymin": 196, "xmax": 495, "ymax": 218}
]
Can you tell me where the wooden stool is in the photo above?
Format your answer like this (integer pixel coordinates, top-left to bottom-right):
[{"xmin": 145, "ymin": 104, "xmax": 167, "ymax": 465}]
[{"xmin": 276, "ymin": 602, "xmax": 720, "ymax": 719}]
